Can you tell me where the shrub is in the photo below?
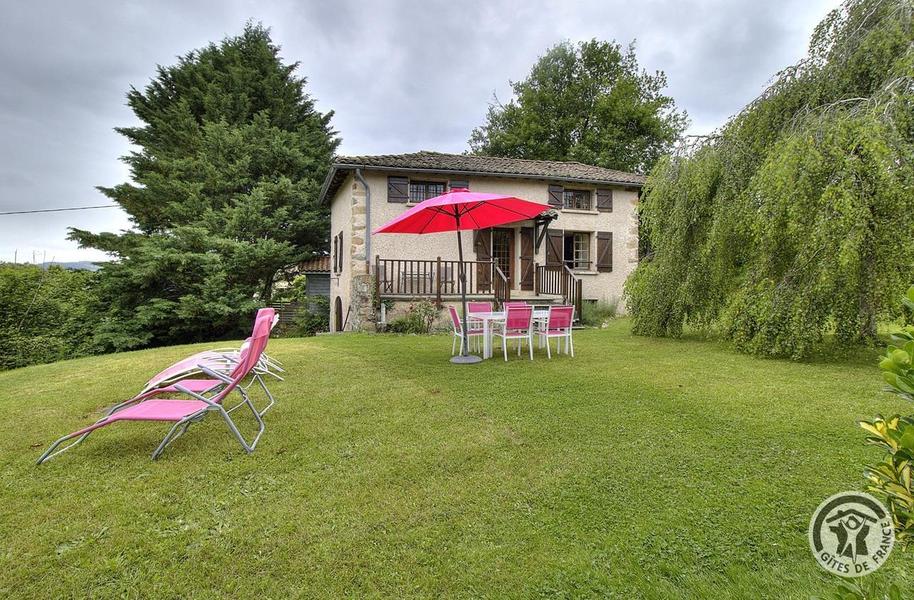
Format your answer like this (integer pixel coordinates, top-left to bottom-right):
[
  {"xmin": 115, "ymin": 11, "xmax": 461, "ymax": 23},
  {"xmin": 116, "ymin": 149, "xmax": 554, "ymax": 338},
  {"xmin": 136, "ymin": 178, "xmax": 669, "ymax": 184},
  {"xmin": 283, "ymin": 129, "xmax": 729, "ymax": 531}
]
[
  {"xmin": 385, "ymin": 300, "xmax": 439, "ymax": 335},
  {"xmin": 859, "ymin": 286, "xmax": 914, "ymax": 549},
  {"xmin": 0, "ymin": 264, "xmax": 101, "ymax": 370},
  {"xmin": 581, "ymin": 299, "xmax": 618, "ymax": 327},
  {"xmin": 285, "ymin": 296, "xmax": 330, "ymax": 337}
]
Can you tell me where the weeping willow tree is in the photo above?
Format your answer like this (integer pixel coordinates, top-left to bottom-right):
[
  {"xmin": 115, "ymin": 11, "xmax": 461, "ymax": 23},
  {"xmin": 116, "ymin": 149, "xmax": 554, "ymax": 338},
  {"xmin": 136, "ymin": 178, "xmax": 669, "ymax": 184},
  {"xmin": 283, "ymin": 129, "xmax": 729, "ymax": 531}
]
[{"xmin": 627, "ymin": 0, "xmax": 914, "ymax": 359}]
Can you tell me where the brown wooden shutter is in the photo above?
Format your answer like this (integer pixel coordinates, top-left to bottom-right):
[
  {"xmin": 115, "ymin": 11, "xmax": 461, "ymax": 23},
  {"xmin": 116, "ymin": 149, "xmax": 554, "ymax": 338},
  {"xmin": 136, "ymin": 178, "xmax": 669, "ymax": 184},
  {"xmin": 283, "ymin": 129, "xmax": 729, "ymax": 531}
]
[
  {"xmin": 387, "ymin": 176, "xmax": 409, "ymax": 203},
  {"xmin": 337, "ymin": 231, "xmax": 344, "ymax": 272},
  {"xmin": 545, "ymin": 230, "xmax": 563, "ymax": 266},
  {"xmin": 449, "ymin": 179, "xmax": 469, "ymax": 190},
  {"xmin": 332, "ymin": 234, "xmax": 338, "ymax": 273},
  {"xmin": 596, "ymin": 232, "xmax": 612, "ymax": 272},
  {"xmin": 548, "ymin": 184, "xmax": 564, "ymax": 208},
  {"xmin": 520, "ymin": 227, "xmax": 535, "ymax": 290},
  {"xmin": 474, "ymin": 228, "xmax": 492, "ymax": 290},
  {"xmin": 596, "ymin": 189, "xmax": 613, "ymax": 212}
]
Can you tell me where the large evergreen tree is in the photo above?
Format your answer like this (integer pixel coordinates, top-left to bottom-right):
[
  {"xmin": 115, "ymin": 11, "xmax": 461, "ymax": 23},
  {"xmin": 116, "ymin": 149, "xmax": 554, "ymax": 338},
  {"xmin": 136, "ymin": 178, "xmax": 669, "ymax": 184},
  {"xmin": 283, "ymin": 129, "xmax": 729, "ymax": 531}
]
[
  {"xmin": 469, "ymin": 39, "xmax": 687, "ymax": 173},
  {"xmin": 70, "ymin": 24, "xmax": 338, "ymax": 351},
  {"xmin": 626, "ymin": 0, "xmax": 914, "ymax": 359}
]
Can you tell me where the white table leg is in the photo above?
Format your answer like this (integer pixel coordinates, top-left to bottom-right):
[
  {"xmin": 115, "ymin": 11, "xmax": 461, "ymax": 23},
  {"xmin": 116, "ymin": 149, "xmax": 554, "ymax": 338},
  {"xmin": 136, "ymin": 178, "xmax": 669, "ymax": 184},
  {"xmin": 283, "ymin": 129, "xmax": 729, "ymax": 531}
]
[{"xmin": 483, "ymin": 318, "xmax": 491, "ymax": 359}]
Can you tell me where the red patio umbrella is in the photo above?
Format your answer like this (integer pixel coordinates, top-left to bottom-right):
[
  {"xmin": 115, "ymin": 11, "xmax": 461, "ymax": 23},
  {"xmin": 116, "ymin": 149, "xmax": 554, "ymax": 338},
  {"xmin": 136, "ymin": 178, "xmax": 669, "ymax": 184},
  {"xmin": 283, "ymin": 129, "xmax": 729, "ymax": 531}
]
[{"xmin": 373, "ymin": 188, "xmax": 550, "ymax": 363}]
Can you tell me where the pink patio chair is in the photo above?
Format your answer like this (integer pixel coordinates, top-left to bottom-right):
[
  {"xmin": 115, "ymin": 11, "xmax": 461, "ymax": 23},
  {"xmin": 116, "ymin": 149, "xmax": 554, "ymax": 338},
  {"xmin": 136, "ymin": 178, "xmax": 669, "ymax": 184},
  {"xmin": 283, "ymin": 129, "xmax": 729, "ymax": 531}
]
[
  {"xmin": 492, "ymin": 305, "xmax": 534, "ymax": 361},
  {"xmin": 448, "ymin": 305, "xmax": 484, "ymax": 355},
  {"xmin": 37, "ymin": 313, "xmax": 274, "ymax": 464},
  {"xmin": 466, "ymin": 301, "xmax": 492, "ymax": 334},
  {"xmin": 503, "ymin": 301, "xmax": 529, "ymax": 309},
  {"xmin": 535, "ymin": 305, "xmax": 575, "ymax": 358},
  {"xmin": 467, "ymin": 301, "xmax": 493, "ymax": 313}
]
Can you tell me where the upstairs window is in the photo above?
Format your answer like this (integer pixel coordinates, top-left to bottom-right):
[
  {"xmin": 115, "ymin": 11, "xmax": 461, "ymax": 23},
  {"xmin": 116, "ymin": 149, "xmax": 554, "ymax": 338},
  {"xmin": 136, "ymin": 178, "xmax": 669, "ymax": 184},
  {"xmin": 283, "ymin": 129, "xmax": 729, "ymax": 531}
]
[
  {"xmin": 563, "ymin": 189, "xmax": 593, "ymax": 210},
  {"xmin": 409, "ymin": 181, "xmax": 446, "ymax": 203}
]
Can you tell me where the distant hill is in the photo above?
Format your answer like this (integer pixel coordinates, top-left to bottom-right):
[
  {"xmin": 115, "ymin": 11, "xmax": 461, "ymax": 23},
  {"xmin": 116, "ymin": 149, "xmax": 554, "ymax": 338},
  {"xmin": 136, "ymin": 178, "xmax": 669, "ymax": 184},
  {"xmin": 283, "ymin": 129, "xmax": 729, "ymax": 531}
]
[{"xmin": 40, "ymin": 261, "xmax": 103, "ymax": 271}]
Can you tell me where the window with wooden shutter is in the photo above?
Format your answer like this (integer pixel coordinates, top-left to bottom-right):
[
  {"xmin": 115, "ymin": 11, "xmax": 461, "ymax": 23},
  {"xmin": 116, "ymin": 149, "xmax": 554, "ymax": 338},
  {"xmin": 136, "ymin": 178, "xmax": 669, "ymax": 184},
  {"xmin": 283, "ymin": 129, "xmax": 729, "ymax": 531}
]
[
  {"xmin": 332, "ymin": 234, "xmax": 338, "ymax": 273},
  {"xmin": 548, "ymin": 184, "xmax": 564, "ymax": 208},
  {"xmin": 596, "ymin": 189, "xmax": 613, "ymax": 212},
  {"xmin": 387, "ymin": 176, "xmax": 409, "ymax": 203},
  {"xmin": 449, "ymin": 179, "xmax": 469, "ymax": 190},
  {"xmin": 545, "ymin": 230, "xmax": 563, "ymax": 266},
  {"xmin": 596, "ymin": 232, "xmax": 612, "ymax": 272}
]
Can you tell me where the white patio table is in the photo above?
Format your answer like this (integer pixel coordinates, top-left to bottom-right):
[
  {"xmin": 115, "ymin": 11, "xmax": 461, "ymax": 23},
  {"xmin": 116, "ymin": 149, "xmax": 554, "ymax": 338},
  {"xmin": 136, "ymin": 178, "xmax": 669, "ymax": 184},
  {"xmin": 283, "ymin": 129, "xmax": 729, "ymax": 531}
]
[{"xmin": 467, "ymin": 309, "xmax": 551, "ymax": 359}]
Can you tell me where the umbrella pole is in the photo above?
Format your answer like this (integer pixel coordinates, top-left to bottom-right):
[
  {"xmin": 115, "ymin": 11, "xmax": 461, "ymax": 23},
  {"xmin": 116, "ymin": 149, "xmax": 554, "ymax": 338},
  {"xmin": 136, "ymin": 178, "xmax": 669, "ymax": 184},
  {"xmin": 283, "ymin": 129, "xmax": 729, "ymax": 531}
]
[{"xmin": 451, "ymin": 219, "xmax": 482, "ymax": 364}]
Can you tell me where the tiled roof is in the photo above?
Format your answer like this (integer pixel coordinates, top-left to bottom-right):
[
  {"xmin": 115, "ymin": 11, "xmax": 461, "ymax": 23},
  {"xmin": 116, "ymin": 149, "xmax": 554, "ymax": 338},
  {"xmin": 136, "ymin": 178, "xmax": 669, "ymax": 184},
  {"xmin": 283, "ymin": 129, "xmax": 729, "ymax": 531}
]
[
  {"xmin": 298, "ymin": 256, "xmax": 330, "ymax": 272},
  {"xmin": 319, "ymin": 151, "xmax": 645, "ymax": 203}
]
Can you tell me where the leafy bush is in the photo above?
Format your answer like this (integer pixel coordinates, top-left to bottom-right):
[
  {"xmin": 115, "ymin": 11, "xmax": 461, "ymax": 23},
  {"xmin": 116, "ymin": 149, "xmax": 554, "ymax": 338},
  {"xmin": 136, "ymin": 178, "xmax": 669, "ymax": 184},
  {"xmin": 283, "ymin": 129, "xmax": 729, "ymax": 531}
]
[
  {"xmin": 817, "ymin": 577, "xmax": 905, "ymax": 600},
  {"xmin": 385, "ymin": 300, "xmax": 439, "ymax": 334},
  {"xmin": 859, "ymin": 286, "xmax": 914, "ymax": 550},
  {"xmin": 287, "ymin": 296, "xmax": 330, "ymax": 337},
  {"xmin": 0, "ymin": 264, "xmax": 101, "ymax": 370},
  {"xmin": 581, "ymin": 299, "xmax": 618, "ymax": 327}
]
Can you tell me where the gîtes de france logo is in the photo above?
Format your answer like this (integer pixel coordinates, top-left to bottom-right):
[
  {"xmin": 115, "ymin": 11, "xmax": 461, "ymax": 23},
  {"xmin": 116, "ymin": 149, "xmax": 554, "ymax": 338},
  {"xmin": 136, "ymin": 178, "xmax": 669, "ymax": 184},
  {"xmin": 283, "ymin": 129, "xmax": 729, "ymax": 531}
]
[{"xmin": 808, "ymin": 491, "xmax": 894, "ymax": 577}]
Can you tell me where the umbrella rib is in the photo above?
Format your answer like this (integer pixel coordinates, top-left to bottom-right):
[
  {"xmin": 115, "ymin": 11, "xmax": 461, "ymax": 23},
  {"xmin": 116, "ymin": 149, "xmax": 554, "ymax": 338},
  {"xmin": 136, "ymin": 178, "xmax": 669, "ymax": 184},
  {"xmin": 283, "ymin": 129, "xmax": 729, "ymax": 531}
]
[
  {"xmin": 417, "ymin": 207, "xmax": 441, "ymax": 234},
  {"xmin": 466, "ymin": 209, "xmax": 482, "ymax": 230}
]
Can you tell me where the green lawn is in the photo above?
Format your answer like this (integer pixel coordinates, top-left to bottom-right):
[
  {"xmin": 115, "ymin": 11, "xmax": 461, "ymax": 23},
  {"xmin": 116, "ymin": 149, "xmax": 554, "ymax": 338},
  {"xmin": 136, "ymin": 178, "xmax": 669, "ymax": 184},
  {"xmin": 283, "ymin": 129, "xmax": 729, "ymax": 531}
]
[{"xmin": 1, "ymin": 319, "xmax": 911, "ymax": 598}]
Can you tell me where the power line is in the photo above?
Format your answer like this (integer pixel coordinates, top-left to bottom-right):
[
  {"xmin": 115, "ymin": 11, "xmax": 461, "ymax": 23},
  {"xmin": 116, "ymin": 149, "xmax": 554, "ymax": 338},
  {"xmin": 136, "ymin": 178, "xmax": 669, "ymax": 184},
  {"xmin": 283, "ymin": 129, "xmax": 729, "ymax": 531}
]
[{"xmin": 0, "ymin": 204, "xmax": 119, "ymax": 216}]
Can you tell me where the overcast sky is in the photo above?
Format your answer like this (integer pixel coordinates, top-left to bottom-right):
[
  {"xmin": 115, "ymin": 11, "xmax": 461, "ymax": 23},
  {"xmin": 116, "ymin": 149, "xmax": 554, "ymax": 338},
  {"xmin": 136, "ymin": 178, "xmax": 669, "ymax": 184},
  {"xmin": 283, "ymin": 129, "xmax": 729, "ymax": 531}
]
[{"xmin": 0, "ymin": 0, "xmax": 840, "ymax": 263}]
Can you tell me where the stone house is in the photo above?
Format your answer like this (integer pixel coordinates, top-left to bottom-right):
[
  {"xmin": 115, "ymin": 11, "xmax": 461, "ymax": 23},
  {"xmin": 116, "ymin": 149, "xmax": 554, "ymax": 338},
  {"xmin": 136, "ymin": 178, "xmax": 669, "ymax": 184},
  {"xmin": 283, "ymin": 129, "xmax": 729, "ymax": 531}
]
[{"xmin": 318, "ymin": 151, "xmax": 644, "ymax": 332}]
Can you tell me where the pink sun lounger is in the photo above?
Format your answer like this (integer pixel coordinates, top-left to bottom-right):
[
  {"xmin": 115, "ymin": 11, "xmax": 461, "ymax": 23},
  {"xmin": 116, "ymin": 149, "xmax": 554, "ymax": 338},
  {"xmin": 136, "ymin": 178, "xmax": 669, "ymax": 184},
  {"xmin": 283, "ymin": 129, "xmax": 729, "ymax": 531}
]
[
  {"xmin": 138, "ymin": 309, "xmax": 283, "ymax": 399},
  {"xmin": 136, "ymin": 308, "xmax": 280, "ymax": 416},
  {"xmin": 37, "ymin": 311, "xmax": 275, "ymax": 464}
]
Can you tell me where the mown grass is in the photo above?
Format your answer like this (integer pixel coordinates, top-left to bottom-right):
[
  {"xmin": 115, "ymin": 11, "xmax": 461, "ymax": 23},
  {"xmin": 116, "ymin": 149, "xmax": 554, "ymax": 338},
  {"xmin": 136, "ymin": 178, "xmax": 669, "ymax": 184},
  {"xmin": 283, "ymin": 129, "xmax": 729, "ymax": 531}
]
[{"xmin": 0, "ymin": 319, "xmax": 911, "ymax": 598}]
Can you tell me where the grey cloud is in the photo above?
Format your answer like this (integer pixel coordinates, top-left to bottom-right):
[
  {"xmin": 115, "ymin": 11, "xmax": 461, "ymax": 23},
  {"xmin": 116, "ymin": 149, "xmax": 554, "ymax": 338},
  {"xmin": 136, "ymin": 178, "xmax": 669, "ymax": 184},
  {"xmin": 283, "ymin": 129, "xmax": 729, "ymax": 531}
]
[{"xmin": 0, "ymin": 0, "xmax": 840, "ymax": 261}]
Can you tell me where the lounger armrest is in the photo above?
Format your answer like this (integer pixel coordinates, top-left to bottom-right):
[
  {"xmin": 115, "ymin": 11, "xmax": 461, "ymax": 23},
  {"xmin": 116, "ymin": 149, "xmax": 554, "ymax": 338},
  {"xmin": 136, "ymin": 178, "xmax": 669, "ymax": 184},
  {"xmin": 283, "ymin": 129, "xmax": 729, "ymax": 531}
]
[
  {"xmin": 199, "ymin": 365, "xmax": 234, "ymax": 384},
  {"xmin": 173, "ymin": 384, "xmax": 219, "ymax": 407}
]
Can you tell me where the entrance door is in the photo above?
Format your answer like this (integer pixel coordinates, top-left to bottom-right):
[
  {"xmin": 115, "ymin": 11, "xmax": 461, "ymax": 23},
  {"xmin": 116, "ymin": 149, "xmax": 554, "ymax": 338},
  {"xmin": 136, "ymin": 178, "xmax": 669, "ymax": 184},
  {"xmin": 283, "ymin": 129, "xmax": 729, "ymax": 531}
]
[
  {"xmin": 492, "ymin": 228, "xmax": 514, "ymax": 287},
  {"xmin": 520, "ymin": 227, "xmax": 534, "ymax": 290}
]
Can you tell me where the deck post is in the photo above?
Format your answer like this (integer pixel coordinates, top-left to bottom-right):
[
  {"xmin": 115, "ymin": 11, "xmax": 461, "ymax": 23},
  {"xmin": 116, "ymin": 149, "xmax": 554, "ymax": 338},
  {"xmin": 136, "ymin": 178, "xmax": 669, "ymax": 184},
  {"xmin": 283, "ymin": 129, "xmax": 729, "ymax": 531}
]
[
  {"xmin": 436, "ymin": 256, "xmax": 442, "ymax": 308},
  {"xmin": 534, "ymin": 262, "xmax": 539, "ymax": 296}
]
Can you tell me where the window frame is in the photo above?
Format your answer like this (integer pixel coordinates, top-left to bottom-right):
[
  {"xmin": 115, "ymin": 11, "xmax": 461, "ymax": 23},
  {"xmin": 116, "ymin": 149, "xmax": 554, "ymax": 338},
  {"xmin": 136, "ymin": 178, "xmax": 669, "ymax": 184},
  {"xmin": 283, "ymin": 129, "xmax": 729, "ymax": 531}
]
[
  {"xmin": 408, "ymin": 180, "xmax": 447, "ymax": 204},
  {"xmin": 563, "ymin": 188, "xmax": 593, "ymax": 211},
  {"xmin": 561, "ymin": 231, "xmax": 591, "ymax": 270},
  {"xmin": 571, "ymin": 232, "xmax": 591, "ymax": 270}
]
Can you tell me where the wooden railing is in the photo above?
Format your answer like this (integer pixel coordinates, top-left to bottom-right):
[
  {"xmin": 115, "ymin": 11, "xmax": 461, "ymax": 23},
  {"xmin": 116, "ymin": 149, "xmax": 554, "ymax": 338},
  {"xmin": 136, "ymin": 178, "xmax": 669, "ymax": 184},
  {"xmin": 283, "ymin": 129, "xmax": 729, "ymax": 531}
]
[
  {"xmin": 564, "ymin": 265, "xmax": 584, "ymax": 320},
  {"xmin": 374, "ymin": 256, "xmax": 497, "ymax": 305},
  {"xmin": 493, "ymin": 266, "xmax": 510, "ymax": 307},
  {"xmin": 534, "ymin": 263, "xmax": 583, "ymax": 319}
]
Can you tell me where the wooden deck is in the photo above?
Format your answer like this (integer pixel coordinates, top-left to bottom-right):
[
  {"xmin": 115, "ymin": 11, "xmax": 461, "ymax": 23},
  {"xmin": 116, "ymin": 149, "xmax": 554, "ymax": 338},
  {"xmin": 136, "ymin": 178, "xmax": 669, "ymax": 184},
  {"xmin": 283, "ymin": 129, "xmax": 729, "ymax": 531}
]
[{"xmin": 374, "ymin": 256, "xmax": 582, "ymax": 316}]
